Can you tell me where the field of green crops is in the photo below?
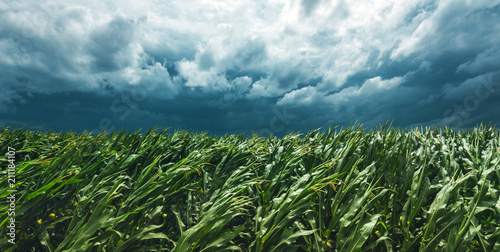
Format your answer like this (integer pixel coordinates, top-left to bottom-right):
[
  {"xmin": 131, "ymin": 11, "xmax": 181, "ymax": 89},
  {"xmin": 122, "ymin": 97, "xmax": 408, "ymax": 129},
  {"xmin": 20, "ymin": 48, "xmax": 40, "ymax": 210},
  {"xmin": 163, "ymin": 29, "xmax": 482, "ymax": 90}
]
[{"xmin": 1, "ymin": 124, "xmax": 500, "ymax": 251}]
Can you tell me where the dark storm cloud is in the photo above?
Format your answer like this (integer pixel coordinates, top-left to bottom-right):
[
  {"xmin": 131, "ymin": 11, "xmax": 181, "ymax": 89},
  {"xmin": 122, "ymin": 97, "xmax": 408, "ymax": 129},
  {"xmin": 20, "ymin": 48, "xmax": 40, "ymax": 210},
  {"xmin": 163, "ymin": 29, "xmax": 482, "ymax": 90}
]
[
  {"xmin": 300, "ymin": 0, "xmax": 321, "ymax": 17},
  {"xmin": 1, "ymin": 0, "xmax": 500, "ymax": 136},
  {"xmin": 88, "ymin": 16, "xmax": 137, "ymax": 72},
  {"xmin": 232, "ymin": 39, "xmax": 267, "ymax": 70}
]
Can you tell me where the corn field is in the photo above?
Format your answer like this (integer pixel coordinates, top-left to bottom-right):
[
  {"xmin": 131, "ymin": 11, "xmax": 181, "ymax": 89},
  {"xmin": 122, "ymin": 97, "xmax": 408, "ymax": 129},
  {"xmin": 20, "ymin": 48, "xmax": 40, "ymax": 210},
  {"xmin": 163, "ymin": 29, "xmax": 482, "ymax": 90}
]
[{"xmin": 1, "ymin": 123, "xmax": 500, "ymax": 251}]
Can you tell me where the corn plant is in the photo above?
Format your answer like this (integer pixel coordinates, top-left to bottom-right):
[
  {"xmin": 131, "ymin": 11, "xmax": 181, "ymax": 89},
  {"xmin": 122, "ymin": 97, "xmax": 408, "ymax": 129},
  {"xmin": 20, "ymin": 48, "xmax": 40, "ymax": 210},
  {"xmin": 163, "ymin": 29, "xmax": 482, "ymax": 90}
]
[{"xmin": 0, "ymin": 123, "xmax": 499, "ymax": 251}]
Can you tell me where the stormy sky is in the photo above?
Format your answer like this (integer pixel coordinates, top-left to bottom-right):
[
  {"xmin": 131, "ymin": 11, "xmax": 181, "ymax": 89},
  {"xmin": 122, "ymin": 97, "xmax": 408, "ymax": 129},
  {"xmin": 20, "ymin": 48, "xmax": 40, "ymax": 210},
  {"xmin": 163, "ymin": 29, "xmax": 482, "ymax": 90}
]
[{"xmin": 1, "ymin": 0, "xmax": 500, "ymax": 137}]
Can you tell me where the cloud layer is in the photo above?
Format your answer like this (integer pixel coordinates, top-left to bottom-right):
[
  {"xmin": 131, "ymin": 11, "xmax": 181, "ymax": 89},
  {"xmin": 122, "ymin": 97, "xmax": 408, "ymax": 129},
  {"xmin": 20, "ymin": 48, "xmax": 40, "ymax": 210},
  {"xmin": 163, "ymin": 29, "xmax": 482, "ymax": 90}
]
[{"xmin": 1, "ymin": 0, "xmax": 500, "ymax": 135}]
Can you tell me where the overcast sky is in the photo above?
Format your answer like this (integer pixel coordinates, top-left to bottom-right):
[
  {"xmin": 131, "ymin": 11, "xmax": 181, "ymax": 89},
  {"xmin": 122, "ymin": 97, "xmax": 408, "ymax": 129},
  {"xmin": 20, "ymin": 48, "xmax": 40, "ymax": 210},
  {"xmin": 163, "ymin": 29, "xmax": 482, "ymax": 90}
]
[{"xmin": 1, "ymin": 0, "xmax": 500, "ymax": 137}]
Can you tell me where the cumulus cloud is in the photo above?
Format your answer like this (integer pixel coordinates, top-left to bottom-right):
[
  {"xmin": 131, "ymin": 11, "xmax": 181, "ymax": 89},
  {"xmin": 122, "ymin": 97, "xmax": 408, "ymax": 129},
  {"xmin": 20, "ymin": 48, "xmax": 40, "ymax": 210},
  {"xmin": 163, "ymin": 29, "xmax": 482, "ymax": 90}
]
[
  {"xmin": 177, "ymin": 59, "xmax": 229, "ymax": 91},
  {"xmin": 277, "ymin": 85, "xmax": 323, "ymax": 107},
  {"xmin": 441, "ymin": 71, "xmax": 500, "ymax": 101},
  {"xmin": 391, "ymin": 0, "xmax": 500, "ymax": 61},
  {"xmin": 278, "ymin": 75, "xmax": 405, "ymax": 108},
  {"xmin": 456, "ymin": 48, "xmax": 500, "ymax": 74},
  {"xmin": 326, "ymin": 75, "xmax": 405, "ymax": 107}
]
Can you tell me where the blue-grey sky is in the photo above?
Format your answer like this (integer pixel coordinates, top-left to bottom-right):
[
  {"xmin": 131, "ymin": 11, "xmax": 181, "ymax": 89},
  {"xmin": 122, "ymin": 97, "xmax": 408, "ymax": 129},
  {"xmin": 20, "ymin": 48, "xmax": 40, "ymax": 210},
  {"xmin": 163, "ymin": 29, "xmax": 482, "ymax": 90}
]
[{"xmin": 1, "ymin": 0, "xmax": 500, "ymax": 136}]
